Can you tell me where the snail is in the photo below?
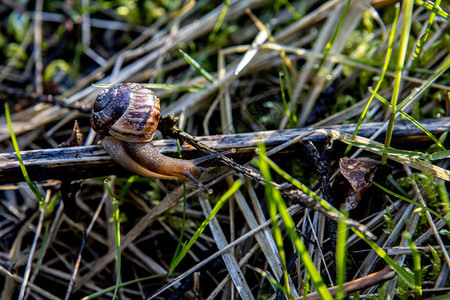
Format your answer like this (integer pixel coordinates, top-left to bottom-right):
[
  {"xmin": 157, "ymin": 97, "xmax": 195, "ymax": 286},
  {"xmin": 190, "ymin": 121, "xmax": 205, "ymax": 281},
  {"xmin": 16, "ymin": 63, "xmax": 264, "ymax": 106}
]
[{"xmin": 91, "ymin": 83, "xmax": 211, "ymax": 192}]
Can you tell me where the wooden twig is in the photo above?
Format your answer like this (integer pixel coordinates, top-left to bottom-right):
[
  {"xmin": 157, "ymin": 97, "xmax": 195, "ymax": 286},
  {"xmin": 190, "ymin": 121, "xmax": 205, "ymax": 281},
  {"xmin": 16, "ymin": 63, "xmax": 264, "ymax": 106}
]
[
  {"xmin": 301, "ymin": 268, "xmax": 396, "ymax": 300},
  {"xmin": 1, "ymin": 118, "xmax": 449, "ymax": 185}
]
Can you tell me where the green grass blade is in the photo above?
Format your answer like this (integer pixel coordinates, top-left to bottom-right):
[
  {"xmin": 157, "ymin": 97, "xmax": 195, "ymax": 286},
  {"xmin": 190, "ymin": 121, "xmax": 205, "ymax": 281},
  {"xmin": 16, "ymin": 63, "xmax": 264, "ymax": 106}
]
[
  {"xmin": 179, "ymin": 49, "xmax": 216, "ymax": 83},
  {"xmin": 257, "ymin": 143, "xmax": 333, "ymax": 300},
  {"xmin": 208, "ymin": 0, "xmax": 230, "ymax": 42},
  {"xmin": 397, "ymin": 112, "xmax": 446, "ymax": 151},
  {"xmin": 260, "ymin": 154, "xmax": 341, "ymax": 215},
  {"xmin": 415, "ymin": 0, "xmax": 449, "ymax": 20},
  {"xmin": 257, "ymin": 143, "xmax": 291, "ymax": 296},
  {"xmin": 248, "ymin": 265, "xmax": 294, "ymax": 300},
  {"xmin": 302, "ymin": 275, "xmax": 310, "ymax": 300},
  {"xmin": 372, "ymin": 181, "xmax": 448, "ymax": 225},
  {"xmin": 405, "ymin": 232, "xmax": 422, "ymax": 296},
  {"xmin": 322, "ymin": 0, "xmax": 352, "ymax": 64},
  {"xmin": 369, "ymin": 88, "xmax": 446, "ymax": 151},
  {"xmin": 413, "ymin": 0, "xmax": 441, "ymax": 62},
  {"xmin": 397, "ymin": 54, "xmax": 450, "ymax": 112},
  {"xmin": 352, "ymin": 229, "xmax": 415, "ymax": 289},
  {"xmin": 118, "ymin": 175, "xmax": 138, "ymax": 205},
  {"xmin": 169, "ymin": 182, "xmax": 188, "ymax": 268},
  {"xmin": 169, "ymin": 141, "xmax": 189, "ymax": 265},
  {"xmin": 430, "ymin": 150, "xmax": 450, "ymax": 161},
  {"xmin": 383, "ymin": 0, "xmax": 414, "ymax": 164},
  {"xmin": 279, "ymin": 71, "xmax": 296, "ymax": 128},
  {"xmin": 5, "ymin": 103, "xmax": 45, "ymax": 205},
  {"xmin": 104, "ymin": 180, "xmax": 121, "ymax": 300},
  {"xmin": 438, "ymin": 181, "xmax": 450, "ymax": 215},
  {"xmin": 413, "ymin": 32, "xmax": 429, "ymax": 63},
  {"xmin": 169, "ymin": 180, "xmax": 242, "ymax": 274},
  {"xmin": 342, "ymin": 139, "xmax": 432, "ymax": 160},
  {"xmin": 336, "ymin": 211, "xmax": 349, "ymax": 299},
  {"xmin": 31, "ymin": 223, "xmax": 50, "ymax": 282},
  {"xmin": 346, "ymin": 3, "xmax": 400, "ymax": 154}
]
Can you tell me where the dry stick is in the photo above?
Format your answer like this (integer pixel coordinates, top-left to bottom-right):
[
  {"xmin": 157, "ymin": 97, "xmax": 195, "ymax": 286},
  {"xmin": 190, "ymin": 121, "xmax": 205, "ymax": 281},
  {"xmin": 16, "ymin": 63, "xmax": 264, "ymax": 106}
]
[
  {"xmin": 70, "ymin": 124, "xmax": 402, "ymax": 292},
  {"xmin": 2, "ymin": 118, "xmax": 448, "ymax": 185},
  {"xmin": 18, "ymin": 208, "xmax": 45, "ymax": 300},
  {"xmin": 263, "ymin": 43, "xmax": 450, "ymax": 92},
  {"xmin": 300, "ymin": 268, "xmax": 396, "ymax": 300},
  {"xmin": 388, "ymin": 246, "xmax": 450, "ymax": 255},
  {"xmin": 170, "ymin": 125, "xmax": 381, "ymax": 243},
  {"xmin": 0, "ymin": 267, "xmax": 60, "ymax": 300},
  {"xmin": 25, "ymin": 201, "xmax": 65, "ymax": 298},
  {"xmin": 72, "ymin": 172, "xmax": 209, "ymax": 290},
  {"xmin": 64, "ymin": 179, "xmax": 111, "ymax": 300},
  {"xmin": 1, "ymin": 119, "xmax": 449, "ymax": 240},
  {"xmin": 0, "ymin": 0, "xmax": 271, "ymax": 141},
  {"xmin": 228, "ymin": 179, "xmax": 291, "ymax": 286},
  {"xmin": 1, "ymin": 120, "xmax": 448, "ymax": 273},
  {"xmin": 145, "ymin": 205, "xmax": 303, "ymax": 300},
  {"xmin": 207, "ymin": 243, "xmax": 260, "ymax": 300},
  {"xmin": 198, "ymin": 195, "xmax": 255, "ymax": 300},
  {"xmin": 406, "ymin": 165, "xmax": 450, "ymax": 269},
  {"xmin": 72, "ymin": 171, "xmax": 232, "ymax": 293},
  {"xmin": 382, "ymin": 188, "xmax": 421, "ymax": 296},
  {"xmin": 33, "ymin": 0, "xmax": 43, "ymax": 95},
  {"xmin": 160, "ymin": 118, "xmax": 450, "ymax": 239},
  {"xmin": 0, "ymin": 85, "xmax": 91, "ymax": 113},
  {"xmin": 4, "ymin": 119, "xmax": 442, "ymax": 292},
  {"xmin": 64, "ymin": 231, "xmax": 86, "ymax": 300}
]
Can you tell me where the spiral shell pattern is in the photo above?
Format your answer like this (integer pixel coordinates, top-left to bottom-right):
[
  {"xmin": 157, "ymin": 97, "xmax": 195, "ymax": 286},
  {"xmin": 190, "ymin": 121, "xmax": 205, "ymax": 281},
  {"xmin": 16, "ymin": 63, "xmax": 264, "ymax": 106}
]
[{"xmin": 91, "ymin": 83, "xmax": 161, "ymax": 142}]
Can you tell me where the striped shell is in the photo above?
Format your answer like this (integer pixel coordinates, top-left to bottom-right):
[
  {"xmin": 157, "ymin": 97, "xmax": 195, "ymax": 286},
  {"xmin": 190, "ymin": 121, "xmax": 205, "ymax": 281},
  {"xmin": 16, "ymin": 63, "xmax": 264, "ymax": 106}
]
[{"xmin": 91, "ymin": 83, "xmax": 161, "ymax": 142}]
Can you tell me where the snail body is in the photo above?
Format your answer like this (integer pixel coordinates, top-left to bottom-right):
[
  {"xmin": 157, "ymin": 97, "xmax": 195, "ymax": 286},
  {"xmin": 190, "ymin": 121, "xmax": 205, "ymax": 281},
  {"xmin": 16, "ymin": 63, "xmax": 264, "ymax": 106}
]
[
  {"xmin": 101, "ymin": 136, "xmax": 200, "ymax": 180},
  {"xmin": 91, "ymin": 83, "xmax": 202, "ymax": 183}
]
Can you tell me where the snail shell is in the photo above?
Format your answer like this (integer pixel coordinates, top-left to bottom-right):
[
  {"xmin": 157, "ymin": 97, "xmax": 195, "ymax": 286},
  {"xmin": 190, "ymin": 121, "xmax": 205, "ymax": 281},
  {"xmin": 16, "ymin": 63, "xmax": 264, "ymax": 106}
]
[
  {"xmin": 91, "ymin": 83, "xmax": 160, "ymax": 143},
  {"xmin": 91, "ymin": 83, "xmax": 205, "ymax": 188}
]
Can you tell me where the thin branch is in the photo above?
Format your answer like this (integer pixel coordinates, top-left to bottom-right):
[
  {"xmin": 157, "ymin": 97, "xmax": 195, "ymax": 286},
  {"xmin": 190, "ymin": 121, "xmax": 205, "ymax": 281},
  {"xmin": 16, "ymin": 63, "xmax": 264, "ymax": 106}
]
[{"xmin": 1, "ymin": 118, "xmax": 449, "ymax": 184}]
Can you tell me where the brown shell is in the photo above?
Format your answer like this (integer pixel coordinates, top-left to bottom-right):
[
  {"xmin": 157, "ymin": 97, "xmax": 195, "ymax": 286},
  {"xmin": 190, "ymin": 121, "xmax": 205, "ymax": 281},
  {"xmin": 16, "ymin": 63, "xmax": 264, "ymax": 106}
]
[{"xmin": 91, "ymin": 83, "xmax": 161, "ymax": 142}]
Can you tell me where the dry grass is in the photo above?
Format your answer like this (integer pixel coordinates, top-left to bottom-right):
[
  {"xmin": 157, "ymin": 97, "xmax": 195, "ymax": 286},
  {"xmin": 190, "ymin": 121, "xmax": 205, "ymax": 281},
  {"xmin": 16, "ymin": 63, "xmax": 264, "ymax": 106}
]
[{"xmin": 1, "ymin": 0, "xmax": 450, "ymax": 299}]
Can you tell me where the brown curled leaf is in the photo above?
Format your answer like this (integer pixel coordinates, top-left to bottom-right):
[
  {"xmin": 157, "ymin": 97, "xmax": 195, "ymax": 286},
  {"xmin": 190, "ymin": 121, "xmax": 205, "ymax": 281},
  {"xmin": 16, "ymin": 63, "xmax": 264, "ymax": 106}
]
[{"xmin": 334, "ymin": 157, "xmax": 391, "ymax": 210}]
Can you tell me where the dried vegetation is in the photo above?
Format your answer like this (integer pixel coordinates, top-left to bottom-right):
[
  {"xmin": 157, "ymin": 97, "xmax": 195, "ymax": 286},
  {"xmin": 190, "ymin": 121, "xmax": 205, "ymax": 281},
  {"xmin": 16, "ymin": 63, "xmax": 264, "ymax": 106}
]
[{"xmin": 0, "ymin": 0, "xmax": 450, "ymax": 299}]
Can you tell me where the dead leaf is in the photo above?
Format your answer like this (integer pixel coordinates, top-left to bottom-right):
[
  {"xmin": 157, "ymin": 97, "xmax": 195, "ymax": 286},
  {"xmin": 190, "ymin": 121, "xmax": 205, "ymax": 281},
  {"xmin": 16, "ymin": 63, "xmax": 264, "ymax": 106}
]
[{"xmin": 334, "ymin": 157, "xmax": 390, "ymax": 210}]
